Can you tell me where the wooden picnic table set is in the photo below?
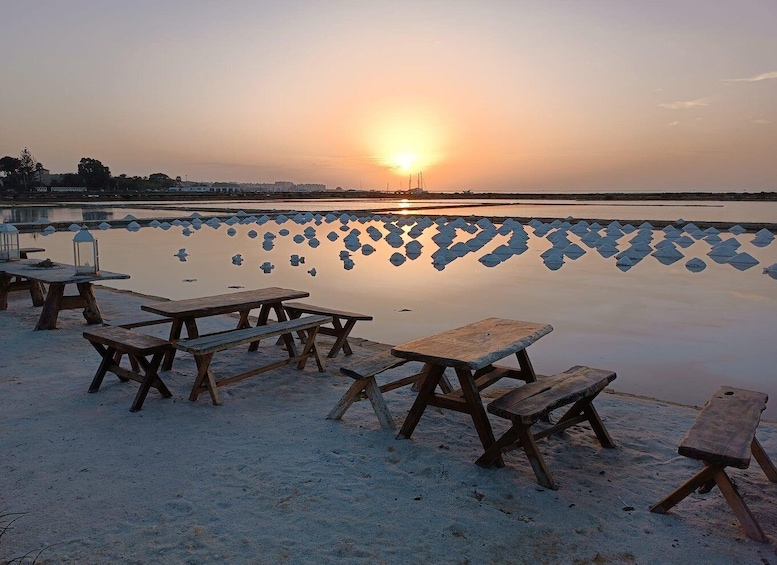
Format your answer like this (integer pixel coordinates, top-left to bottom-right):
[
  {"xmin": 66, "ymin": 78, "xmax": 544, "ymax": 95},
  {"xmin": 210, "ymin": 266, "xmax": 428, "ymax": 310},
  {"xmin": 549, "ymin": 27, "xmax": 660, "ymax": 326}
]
[{"xmin": 2, "ymin": 262, "xmax": 774, "ymax": 543}]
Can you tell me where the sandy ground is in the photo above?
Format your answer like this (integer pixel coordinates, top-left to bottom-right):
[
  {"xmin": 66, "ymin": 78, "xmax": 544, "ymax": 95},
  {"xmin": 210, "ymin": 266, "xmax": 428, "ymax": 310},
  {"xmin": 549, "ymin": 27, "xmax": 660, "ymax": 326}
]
[{"xmin": 1, "ymin": 286, "xmax": 776, "ymax": 565}]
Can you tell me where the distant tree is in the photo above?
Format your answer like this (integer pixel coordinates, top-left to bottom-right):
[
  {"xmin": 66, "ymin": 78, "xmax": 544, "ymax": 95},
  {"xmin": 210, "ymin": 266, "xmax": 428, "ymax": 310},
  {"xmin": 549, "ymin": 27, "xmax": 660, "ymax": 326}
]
[
  {"xmin": 17, "ymin": 148, "xmax": 38, "ymax": 190},
  {"xmin": 148, "ymin": 172, "xmax": 174, "ymax": 189},
  {"xmin": 0, "ymin": 156, "xmax": 22, "ymax": 189},
  {"xmin": 77, "ymin": 157, "xmax": 111, "ymax": 190},
  {"xmin": 52, "ymin": 172, "xmax": 84, "ymax": 187}
]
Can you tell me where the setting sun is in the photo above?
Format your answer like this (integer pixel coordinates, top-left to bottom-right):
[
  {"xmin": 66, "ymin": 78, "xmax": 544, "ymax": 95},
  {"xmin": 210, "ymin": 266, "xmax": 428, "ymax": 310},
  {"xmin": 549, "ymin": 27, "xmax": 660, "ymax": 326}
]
[{"xmin": 362, "ymin": 106, "xmax": 448, "ymax": 178}]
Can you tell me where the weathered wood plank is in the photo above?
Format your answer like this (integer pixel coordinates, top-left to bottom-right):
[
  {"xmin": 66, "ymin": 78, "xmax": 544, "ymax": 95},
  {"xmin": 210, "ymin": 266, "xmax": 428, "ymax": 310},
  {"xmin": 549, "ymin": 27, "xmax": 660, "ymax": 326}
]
[
  {"xmin": 0, "ymin": 259, "xmax": 130, "ymax": 284},
  {"xmin": 340, "ymin": 350, "xmax": 408, "ymax": 379},
  {"xmin": 678, "ymin": 386, "xmax": 768, "ymax": 469},
  {"xmin": 84, "ymin": 326, "xmax": 171, "ymax": 355},
  {"xmin": 142, "ymin": 287, "xmax": 309, "ymax": 317},
  {"xmin": 284, "ymin": 301, "xmax": 373, "ymax": 321},
  {"xmin": 175, "ymin": 315, "xmax": 331, "ymax": 355},
  {"xmin": 487, "ymin": 366, "xmax": 616, "ymax": 424},
  {"xmin": 391, "ymin": 317, "xmax": 553, "ymax": 371}
]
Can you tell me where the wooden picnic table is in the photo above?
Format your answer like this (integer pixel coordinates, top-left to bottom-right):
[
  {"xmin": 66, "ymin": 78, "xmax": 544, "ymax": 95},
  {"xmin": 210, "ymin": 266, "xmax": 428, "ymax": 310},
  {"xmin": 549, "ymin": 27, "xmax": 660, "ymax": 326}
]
[
  {"xmin": 0, "ymin": 259, "xmax": 130, "ymax": 330},
  {"xmin": 392, "ymin": 317, "xmax": 553, "ymax": 466},
  {"xmin": 141, "ymin": 287, "xmax": 310, "ymax": 370}
]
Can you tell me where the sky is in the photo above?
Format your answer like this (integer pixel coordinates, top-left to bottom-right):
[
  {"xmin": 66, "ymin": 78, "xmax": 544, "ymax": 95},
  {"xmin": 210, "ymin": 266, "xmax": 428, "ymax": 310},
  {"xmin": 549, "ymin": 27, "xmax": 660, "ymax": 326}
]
[{"xmin": 2, "ymin": 0, "xmax": 776, "ymax": 193}]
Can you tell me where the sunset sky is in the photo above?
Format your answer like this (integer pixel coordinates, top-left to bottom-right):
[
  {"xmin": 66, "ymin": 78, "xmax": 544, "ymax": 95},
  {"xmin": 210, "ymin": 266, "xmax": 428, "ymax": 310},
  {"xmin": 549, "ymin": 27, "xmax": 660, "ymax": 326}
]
[{"xmin": 2, "ymin": 1, "xmax": 776, "ymax": 192}]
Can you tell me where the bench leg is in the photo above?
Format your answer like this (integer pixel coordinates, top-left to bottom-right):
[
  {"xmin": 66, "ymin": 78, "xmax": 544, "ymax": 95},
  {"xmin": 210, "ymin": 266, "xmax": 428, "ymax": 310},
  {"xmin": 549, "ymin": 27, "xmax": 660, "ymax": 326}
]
[
  {"xmin": 327, "ymin": 318, "xmax": 356, "ymax": 358},
  {"xmin": 714, "ymin": 467, "xmax": 768, "ymax": 543},
  {"xmin": 190, "ymin": 353, "xmax": 221, "ymax": 405},
  {"xmin": 296, "ymin": 326, "xmax": 325, "ymax": 372},
  {"xmin": 327, "ymin": 378, "xmax": 369, "ymax": 421},
  {"xmin": 476, "ymin": 424, "xmax": 522, "ymax": 468},
  {"xmin": 752, "ymin": 437, "xmax": 777, "ymax": 482},
  {"xmin": 327, "ymin": 377, "xmax": 396, "ymax": 430},
  {"xmin": 520, "ymin": 427, "xmax": 557, "ymax": 490},
  {"xmin": 88, "ymin": 342, "xmax": 118, "ymax": 392},
  {"xmin": 129, "ymin": 351, "xmax": 172, "ymax": 412},
  {"xmin": 650, "ymin": 463, "xmax": 721, "ymax": 514}
]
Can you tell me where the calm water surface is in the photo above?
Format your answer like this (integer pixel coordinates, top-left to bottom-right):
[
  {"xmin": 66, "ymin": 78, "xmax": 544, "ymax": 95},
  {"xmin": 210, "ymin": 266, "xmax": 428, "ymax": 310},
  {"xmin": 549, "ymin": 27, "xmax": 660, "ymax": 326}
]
[{"xmin": 11, "ymin": 202, "xmax": 776, "ymax": 417}]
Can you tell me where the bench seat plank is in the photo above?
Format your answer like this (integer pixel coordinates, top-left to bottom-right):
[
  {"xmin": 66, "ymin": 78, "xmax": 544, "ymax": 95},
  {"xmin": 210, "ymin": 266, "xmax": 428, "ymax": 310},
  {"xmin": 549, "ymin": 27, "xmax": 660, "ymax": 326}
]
[
  {"xmin": 84, "ymin": 326, "xmax": 171, "ymax": 355},
  {"xmin": 678, "ymin": 386, "xmax": 768, "ymax": 469},
  {"xmin": 176, "ymin": 315, "xmax": 331, "ymax": 355},
  {"xmin": 340, "ymin": 350, "xmax": 408, "ymax": 379},
  {"xmin": 487, "ymin": 366, "xmax": 616, "ymax": 425},
  {"xmin": 284, "ymin": 302, "xmax": 373, "ymax": 321}
]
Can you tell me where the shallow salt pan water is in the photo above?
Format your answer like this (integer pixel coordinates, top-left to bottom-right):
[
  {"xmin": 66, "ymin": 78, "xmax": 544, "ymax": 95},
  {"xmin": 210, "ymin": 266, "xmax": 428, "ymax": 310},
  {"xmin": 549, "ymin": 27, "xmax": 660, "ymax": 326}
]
[{"xmin": 13, "ymin": 211, "xmax": 777, "ymax": 418}]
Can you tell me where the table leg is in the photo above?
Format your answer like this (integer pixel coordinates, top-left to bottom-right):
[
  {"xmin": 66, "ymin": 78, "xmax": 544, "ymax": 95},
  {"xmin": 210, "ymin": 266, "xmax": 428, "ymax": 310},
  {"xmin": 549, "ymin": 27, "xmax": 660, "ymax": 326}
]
[
  {"xmin": 248, "ymin": 304, "xmax": 278, "ymax": 352},
  {"xmin": 397, "ymin": 364, "xmax": 447, "ymax": 440},
  {"xmin": 162, "ymin": 318, "xmax": 185, "ymax": 371},
  {"xmin": 0, "ymin": 274, "xmax": 10, "ymax": 310},
  {"xmin": 454, "ymin": 366, "xmax": 504, "ymax": 467},
  {"xmin": 35, "ymin": 283, "xmax": 65, "ymax": 330},
  {"xmin": 515, "ymin": 349, "xmax": 538, "ymax": 382},
  {"xmin": 29, "ymin": 281, "xmax": 46, "ymax": 306},
  {"xmin": 77, "ymin": 282, "xmax": 103, "ymax": 324}
]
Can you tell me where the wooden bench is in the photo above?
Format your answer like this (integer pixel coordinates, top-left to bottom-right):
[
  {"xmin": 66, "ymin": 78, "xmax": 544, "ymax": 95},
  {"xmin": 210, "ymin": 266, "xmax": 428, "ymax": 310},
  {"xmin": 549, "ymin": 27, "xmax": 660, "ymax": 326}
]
[
  {"xmin": 327, "ymin": 350, "xmax": 455, "ymax": 430},
  {"xmin": 175, "ymin": 314, "xmax": 332, "ymax": 405},
  {"xmin": 102, "ymin": 314, "xmax": 173, "ymax": 371},
  {"xmin": 650, "ymin": 386, "xmax": 777, "ymax": 543},
  {"xmin": 475, "ymin": 366, "xmax": 617, "ymax": 489},
  {"xmin": 83, "ymin": 326, "xmax": 175, "ymax": 412},
  {"xmin": 283, "ymin": 302, "xmax": 373, "ymax": 358}
]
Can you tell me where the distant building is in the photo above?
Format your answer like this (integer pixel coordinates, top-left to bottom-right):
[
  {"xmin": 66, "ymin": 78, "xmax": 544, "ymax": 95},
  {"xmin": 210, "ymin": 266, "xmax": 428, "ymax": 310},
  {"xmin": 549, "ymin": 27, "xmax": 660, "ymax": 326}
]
[
  {"xmin": 237, "ymin": 181, "xmax": 327, "ymax": 193},
  {"xmin": 168, "ymin": 185, "xmax": 240, "ymax": 193}
]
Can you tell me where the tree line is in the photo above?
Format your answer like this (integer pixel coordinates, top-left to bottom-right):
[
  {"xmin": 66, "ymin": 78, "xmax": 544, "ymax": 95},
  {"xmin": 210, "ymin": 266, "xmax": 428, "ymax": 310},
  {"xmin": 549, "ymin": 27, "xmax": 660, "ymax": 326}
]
[{"xmin": 0, "ymin": 148, "xmax": 176, "ymax": 192}]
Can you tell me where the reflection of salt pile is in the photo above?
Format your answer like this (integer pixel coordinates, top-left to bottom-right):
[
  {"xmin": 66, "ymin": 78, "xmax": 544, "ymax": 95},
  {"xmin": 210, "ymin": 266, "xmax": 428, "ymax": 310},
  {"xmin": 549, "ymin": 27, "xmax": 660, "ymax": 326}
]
[
  {"xmin": 763, "ymin": 263, "xmax": 777, "ymax": 279},
  {"xmin": 231, "ymin": 254, "xmax": 243, "ymax": 265},
  {"xmin": 728, "ymin": 224, "xmax": 746, "ymax": 235},
  {"xmin": 175, "ymin": 248, "xmax": 188, "ymax": 262},
  {"xmin": 98, "ymin": 222, "xmax": 111, "ymax": 230},
  {"xmin": 728, "ymin": 252, "xmax": 759, "ymax": 271},
  {"xmin": 405, "ymin": 240, "xmax": 422, "ymax": 260},
  {"xmin": 651, "ymin": 242, "xmax": 684, "ymax": 265},
  {"xmin": 752, "ymin": 228, "xmax": 774, "ymax": 247},
  {"xmin": 685, "ymin": 258, "xmax": 706, "ymax": 272},
  {"xmin": 259, "ymin": 261, "xmax": 274, "ymax": 273},
  {"xmin": 126, "ymin": 221, "xmax": 141, "ymax": 232}
]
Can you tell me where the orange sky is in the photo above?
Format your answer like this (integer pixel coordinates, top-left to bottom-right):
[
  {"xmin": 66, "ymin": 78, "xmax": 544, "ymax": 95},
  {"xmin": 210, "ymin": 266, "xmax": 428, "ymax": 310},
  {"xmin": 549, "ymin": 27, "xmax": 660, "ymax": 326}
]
[{"xmin": 2, "ymin": 1, "xmax": 776, "ymax": 192}]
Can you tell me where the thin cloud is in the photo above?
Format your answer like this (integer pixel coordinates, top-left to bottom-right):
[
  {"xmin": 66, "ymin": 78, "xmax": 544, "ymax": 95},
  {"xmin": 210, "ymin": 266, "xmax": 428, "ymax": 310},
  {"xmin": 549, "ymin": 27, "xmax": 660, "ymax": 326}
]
[
  {"xmin": 668, "ymin": 121, "xmax": 679, "ymax": 126},
  {"xmin": 658, "ymin": 98, "xmax": 710, "ymax": 110},
  {"xmin": 722, "ymin": 71, "xmax": 777, "ymax": 82},
  {"xmin": 752, "ymin": 119, "xmax": 770, "ymax": 124}
]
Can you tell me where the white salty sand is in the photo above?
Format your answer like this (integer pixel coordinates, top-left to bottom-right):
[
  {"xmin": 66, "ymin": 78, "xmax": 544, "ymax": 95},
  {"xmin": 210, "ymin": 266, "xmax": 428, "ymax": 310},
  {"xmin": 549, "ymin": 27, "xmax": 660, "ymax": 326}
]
[{"xmin": 1, "ymin": 287, "xmax": 776, "ymax": 565}]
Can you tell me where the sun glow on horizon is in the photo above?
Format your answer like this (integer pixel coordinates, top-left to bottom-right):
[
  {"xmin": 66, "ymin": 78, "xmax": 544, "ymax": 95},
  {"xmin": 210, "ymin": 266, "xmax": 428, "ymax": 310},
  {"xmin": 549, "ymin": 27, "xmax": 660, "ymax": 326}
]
[{"xmin": 363, "ymin": 107, "xmax": 449, "ymax": 177}]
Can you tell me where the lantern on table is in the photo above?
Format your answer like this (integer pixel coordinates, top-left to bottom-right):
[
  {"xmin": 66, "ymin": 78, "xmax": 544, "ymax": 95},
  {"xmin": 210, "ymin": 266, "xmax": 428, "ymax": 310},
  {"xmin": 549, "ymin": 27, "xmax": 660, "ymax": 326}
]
[
  {"xmin": 0, "ymin": 223, "xmax": 21, "ymax": 261},
  {"xmin": 73, "ymin": 228, "xmax": 100, "ymax": 275}
]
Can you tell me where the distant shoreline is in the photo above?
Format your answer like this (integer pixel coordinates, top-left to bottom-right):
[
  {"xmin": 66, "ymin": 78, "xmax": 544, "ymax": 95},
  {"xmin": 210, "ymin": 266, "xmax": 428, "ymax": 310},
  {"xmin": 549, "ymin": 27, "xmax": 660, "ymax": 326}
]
[{"xmin": 1, "ymin": 190, "xmax": 776, "ymax": 205}]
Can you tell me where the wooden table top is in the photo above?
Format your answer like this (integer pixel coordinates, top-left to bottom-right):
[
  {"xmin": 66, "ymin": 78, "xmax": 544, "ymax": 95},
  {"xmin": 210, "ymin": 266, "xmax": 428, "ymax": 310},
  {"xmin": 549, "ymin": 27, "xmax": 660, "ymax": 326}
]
[
  {"xmin": 141, "ymin": 287, "xmax": 310, "ymax": 318},
  {"xmin": 391, "ymin": 317, "xmax": 553, "ymax": 371},
  {"xmin": 0, "ymin": 259, "xmax": 130, "ymax": 284}
]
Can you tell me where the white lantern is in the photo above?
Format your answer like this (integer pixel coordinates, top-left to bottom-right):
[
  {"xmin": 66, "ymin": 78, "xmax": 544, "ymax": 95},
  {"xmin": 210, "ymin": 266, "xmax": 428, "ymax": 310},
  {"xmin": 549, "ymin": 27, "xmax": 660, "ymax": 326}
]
[
  {"xmin": 0, "ymin": 223, "xmax": 21, "ymax": 262},
  {"xmin": 73, "ymin": 228, "xmax": 100, "ymax": 275}
]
